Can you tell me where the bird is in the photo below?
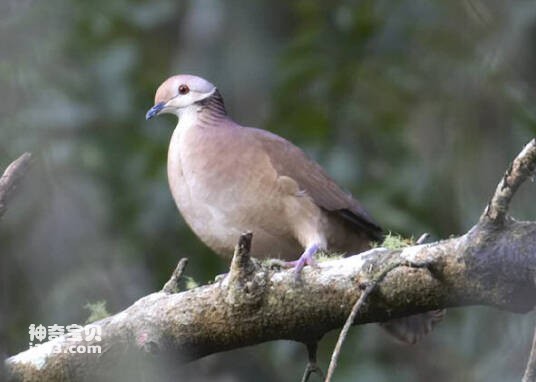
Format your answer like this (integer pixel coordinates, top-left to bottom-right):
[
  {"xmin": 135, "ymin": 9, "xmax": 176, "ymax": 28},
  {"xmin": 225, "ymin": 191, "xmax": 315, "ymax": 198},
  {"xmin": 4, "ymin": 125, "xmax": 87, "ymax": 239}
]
[
  {"xmin": 146, "ymin": 74, "xmax": 443, "ymax": 343},
  {"xmin": 145, "ymin": 74, "xmax": 383, "ymax": 268}
]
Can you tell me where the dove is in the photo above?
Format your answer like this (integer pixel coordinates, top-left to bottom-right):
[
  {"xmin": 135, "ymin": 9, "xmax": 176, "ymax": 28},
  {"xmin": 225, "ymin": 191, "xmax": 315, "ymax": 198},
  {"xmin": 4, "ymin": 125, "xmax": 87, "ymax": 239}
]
[
  {"xmin": 146, "ymin": 74, "xmax": 443, "ymax": 343},
  {"xmin": 146, "ymin": 74, "xmax": 383, "ymax": 271}
]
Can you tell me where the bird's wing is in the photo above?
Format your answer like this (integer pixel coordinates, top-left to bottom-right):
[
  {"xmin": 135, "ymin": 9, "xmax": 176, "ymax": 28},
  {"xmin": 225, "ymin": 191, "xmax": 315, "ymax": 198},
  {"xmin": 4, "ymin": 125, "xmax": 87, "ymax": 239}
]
[{"xmin": 248, "ymin": 127, "xmax": 384, "ymax": 242}]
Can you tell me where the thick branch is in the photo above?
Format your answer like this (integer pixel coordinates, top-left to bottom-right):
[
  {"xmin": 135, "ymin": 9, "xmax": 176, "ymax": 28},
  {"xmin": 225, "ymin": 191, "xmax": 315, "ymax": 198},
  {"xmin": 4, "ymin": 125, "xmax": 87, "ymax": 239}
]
[
  {"xmin": 6, "ymin": 219, "xmax": 536, "ymax": 380},
  {"xmin": 5, "ymin": 140, "xmax": 536, "ymax": 381},
  {"xmin": 0, "ymin": 153, "xmax": 32, "ymax": 219}
]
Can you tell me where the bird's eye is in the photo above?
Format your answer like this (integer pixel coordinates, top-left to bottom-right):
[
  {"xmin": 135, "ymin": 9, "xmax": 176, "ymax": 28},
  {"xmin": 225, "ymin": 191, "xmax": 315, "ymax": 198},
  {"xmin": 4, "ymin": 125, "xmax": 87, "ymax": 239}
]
[{"xmin": 178, "ymin": 84, "xmax": 190, "ymax": 95}]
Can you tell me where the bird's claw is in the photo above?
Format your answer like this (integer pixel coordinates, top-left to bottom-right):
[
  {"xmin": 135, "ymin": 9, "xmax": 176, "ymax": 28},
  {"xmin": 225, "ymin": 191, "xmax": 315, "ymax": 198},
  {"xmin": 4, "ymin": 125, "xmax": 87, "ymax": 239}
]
[
  {"xmin": 285, "ymin": 254, "xmax": 318, "ymax": 275},
  {"xmin": 266, "ymin": 244, "xmax": 321, "ymax": 279}
]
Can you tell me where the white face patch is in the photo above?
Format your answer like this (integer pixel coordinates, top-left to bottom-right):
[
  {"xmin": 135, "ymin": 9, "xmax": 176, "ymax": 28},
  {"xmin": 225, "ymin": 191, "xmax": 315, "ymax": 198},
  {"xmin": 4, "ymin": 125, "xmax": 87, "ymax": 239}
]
[
  {"xmin": 159, "ymin": 75, "xmax": 216, "ymax": 112},
  {"xmin": 165, "ymin": 88, "xmax": 215, "ymax": 111}
]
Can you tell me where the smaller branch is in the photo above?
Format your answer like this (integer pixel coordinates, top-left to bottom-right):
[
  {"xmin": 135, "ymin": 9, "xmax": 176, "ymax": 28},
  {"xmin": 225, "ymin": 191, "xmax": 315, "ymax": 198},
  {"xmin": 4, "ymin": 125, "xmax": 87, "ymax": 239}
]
[
  {"xmin": 301, "ymin": 342, "xmax": 323, "ymax": 382},
  {"xmin": 416, "ymin": 233, "xmax": 430, "ymax": 244},
  {"xmin": 325, "ymin": 259, "xmax": 432, "ymax": 382},
  {"xmin": 229, "ymin": 232, "xmax": 253, "ymax": 275},
  {"xmin": 0, "ymin": 152, "xmax": 32, "ymax": 219},
  {"xmin": 224, "ymin": 232, "xmax": 266, "ymax": 307},
  {"xmin": 483, "ymin": 139, "xmax": 536, "ymax": 224},
  {"xmin": 523, "ymin": 325, "xmax": 536, "ymax": 382},
  {"xmin": 325, "ymin": 281, "xmax": 375, "ymax": 382},
  {"xmin": 162, "ymin": 258, "xmax": 189, "ymax": 294}
]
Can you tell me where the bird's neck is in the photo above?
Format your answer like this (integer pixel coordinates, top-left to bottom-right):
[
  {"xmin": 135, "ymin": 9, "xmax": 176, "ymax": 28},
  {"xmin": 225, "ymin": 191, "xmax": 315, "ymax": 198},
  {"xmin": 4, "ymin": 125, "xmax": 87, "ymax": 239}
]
[
  {"xmin": 199, "ymin": 89, "xmax": 227, "ymax": 119},
  {"xmin": 177, "ymin": 90, "xmax": 228, "ymax": 130},
  {"xmin": 168, "ymin": 90, "xmax": 230, "ymax": 179}
]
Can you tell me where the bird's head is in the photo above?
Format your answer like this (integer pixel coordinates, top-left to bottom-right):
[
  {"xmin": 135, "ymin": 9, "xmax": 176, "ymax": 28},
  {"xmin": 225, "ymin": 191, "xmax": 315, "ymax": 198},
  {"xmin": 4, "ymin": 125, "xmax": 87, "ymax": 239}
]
[{"xmin": 145, "ymin": 74, "xmax": 217, "ymax": 120}]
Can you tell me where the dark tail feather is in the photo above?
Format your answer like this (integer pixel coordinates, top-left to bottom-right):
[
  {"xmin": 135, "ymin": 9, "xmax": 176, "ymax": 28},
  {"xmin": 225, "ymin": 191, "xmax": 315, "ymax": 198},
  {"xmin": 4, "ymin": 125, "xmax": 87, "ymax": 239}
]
[
  {"xmin": 338, "ymin": 209, "xmax": 384, "ymax": 243},
  {"xmin": 380, "ymin": 310, "xmax": 446, "ymax": 344}
]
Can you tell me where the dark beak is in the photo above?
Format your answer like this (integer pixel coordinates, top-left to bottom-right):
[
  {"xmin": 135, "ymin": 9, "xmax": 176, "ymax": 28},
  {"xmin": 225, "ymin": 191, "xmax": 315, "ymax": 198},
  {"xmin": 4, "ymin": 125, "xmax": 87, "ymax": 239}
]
[{"xmin": 145, "ymin": 102, "xmax": 165, "ymax": 120}]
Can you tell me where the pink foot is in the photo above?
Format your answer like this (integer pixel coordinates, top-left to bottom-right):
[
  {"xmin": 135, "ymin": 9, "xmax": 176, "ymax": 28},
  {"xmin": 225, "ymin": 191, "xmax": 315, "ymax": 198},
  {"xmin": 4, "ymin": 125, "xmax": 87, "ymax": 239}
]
[{"xmin": 284, "ymin": 243, "xmax": 321, "ymax": 276}]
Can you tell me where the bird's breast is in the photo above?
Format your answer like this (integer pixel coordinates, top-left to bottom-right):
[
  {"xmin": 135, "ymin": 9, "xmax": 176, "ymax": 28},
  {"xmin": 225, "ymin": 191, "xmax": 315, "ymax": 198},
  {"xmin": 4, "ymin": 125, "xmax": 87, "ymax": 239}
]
[{"xmin": 167, "ymin": 123, "xmax": 289, "ymax": 255}]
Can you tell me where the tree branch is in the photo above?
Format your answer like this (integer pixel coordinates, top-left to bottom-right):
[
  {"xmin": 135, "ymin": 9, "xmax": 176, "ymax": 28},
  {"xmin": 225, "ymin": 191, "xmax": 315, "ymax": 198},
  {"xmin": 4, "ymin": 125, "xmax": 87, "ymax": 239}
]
[
  {"xmin": 5, "ymin": 140, "xmax": 536, "ymax": 381},
  {"xmin": 161, "ymin": 258, "xmax": 188, "ymax": 294},
  {"xmin": 325, "ymin": 277, "xmax": 375, "ymax": 382},
  {"xmin": 523, "ymin": 326, "xmax": 536, "ymax": 382},
  {"xmin": 483, "ymin": 138, "xmax": 536, "ymax": 224},
  {"xmin": 0, "ymin": 153, "xmax": 32, "ymax": 219}
]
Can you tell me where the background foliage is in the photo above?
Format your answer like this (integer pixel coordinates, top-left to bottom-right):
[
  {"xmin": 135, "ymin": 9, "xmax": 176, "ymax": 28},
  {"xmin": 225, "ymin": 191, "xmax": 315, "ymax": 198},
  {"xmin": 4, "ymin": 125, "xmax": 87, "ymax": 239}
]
[{"xmin": 1, "ymin": 1, "xmax": 536, "ymax": 381}]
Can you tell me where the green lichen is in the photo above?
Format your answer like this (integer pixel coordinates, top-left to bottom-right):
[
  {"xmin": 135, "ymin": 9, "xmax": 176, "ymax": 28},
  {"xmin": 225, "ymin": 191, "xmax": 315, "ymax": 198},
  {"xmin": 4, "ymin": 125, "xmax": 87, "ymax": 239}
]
[
  {"xmin": 261, "ymin": 251, "xmax": 345, "ymax": 267},
  {"xmin": 84, "ymin": 300, "xmax": 110, "ymax": 323},
  {"xmin": 375, "ymin": 233, "xmax": 415, "ymax": 249},
  {"xmin": 315, "ymin": 251, "xmax": 345, "ymax": 262},
  {"xmin": 185, "ymin": 276, "xmax": 199, "ymax": 290}
]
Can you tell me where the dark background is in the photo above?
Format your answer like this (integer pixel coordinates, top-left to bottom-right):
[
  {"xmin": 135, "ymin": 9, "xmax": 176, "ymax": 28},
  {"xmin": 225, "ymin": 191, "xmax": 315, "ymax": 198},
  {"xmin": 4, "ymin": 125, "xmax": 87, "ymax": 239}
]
[{"xmin": 1, "ymin": 1, "xmax": 536, "ymax": 381}]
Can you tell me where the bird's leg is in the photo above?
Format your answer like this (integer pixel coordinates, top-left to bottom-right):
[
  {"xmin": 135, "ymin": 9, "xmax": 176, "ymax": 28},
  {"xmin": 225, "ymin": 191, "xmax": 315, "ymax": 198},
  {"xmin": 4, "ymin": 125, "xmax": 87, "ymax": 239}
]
[{"xmin": 285, "ymin": 243, "xmax": 321, "ymax": 275}]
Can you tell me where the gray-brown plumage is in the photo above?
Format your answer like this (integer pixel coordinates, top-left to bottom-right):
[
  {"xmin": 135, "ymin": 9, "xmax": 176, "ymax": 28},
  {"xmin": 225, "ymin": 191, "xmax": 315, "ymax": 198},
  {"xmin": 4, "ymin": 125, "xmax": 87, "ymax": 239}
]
[{"xmin": 146, "ymin": 74, "xmax": 442, "ymax": 343}]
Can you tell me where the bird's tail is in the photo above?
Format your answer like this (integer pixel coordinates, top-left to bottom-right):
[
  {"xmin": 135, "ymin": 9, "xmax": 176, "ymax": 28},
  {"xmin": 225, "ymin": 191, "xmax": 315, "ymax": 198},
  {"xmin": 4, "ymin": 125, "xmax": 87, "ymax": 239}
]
[{"xmin": 380, "ymin": 310, "xmax": 445, "ymax": 344}]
